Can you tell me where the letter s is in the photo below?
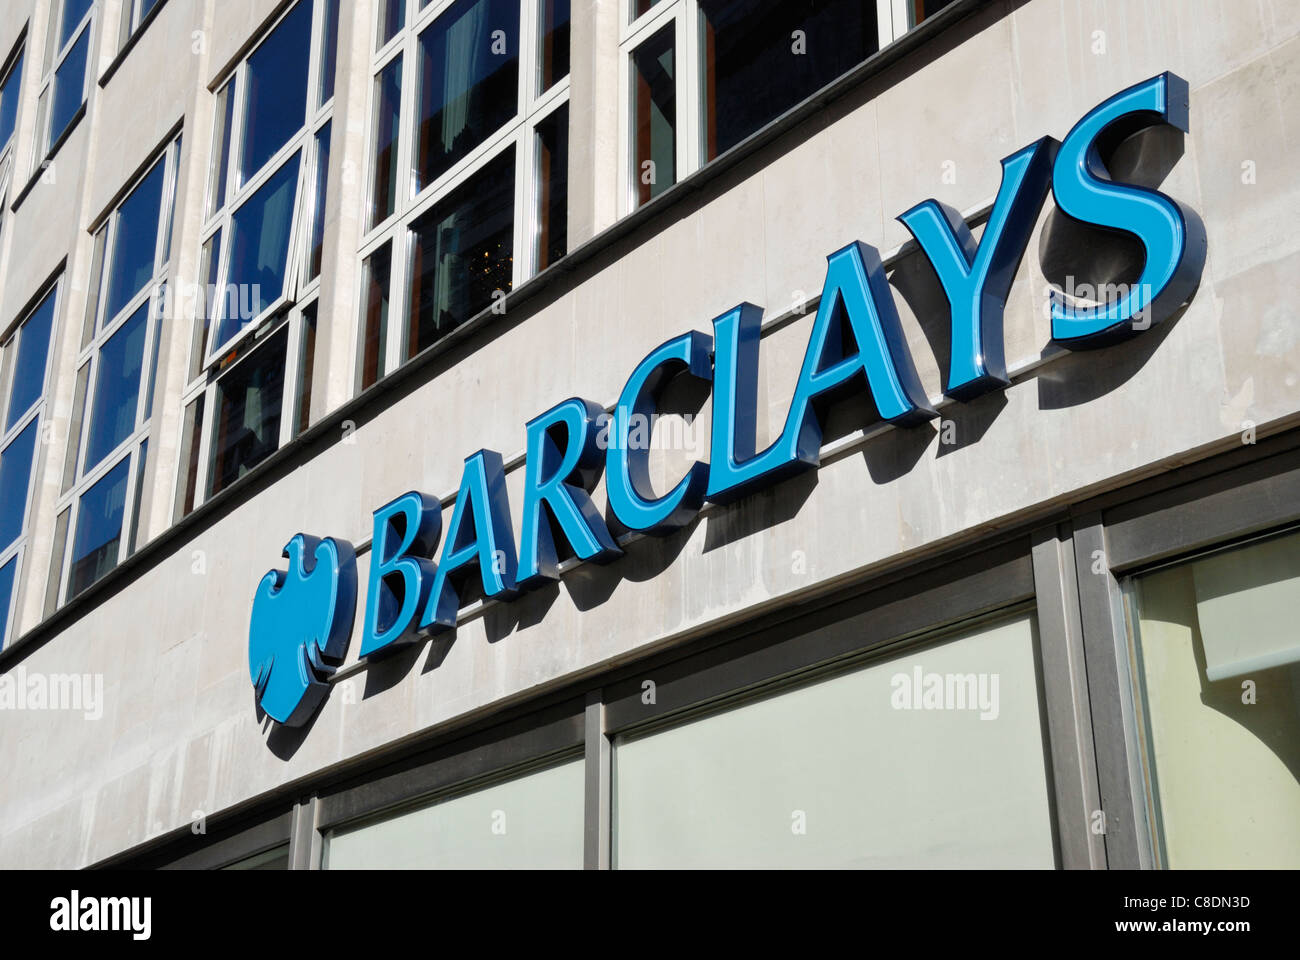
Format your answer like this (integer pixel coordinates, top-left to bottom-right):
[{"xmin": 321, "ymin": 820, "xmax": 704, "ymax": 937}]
[{"xmin": 1049, "ymin": 72, "xmax": 1206, "ymax": 345}]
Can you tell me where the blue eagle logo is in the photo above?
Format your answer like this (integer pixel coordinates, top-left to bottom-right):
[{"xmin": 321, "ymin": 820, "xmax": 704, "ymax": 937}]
[{"xmin": 249, "ymin": 534, "xmax": 358, "ymax": 726}]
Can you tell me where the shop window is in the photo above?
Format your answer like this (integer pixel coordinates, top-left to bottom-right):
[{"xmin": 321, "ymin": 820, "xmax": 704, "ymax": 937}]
[
  {"xmin": 613, "ymin": 612, "xmax": 1056, "ymax": 867},
  {"xmin": 358, "ymin": 0, "xmax": 571, "ymax": 392},
  {"xmin": 178, "ymin": 0, "xmax": 337, "ymax": 517},
  {"xmin": 324, "ymin": 757, "xmax": 585, "ymax": 868},
  {"xmin": 1127, "ymin": 530, "xmax": 1300, "ymax": 868},
  {"xmin": 50, "ymin": 135, "xmax": 180, "ymax": 604}
]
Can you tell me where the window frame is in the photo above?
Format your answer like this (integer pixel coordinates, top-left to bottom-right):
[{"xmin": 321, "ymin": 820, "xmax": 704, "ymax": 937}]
[
  {"xmin": 355, "ymin": 0, "xmax": 573, "ymax": 392},
  {"xmin": 0, "ymin": 29, "xmax": 27, "ymax": 169},
  {"xmin": 616, "ymin": 0, "xmax": 941, "ymax": 215},
  {"xmin": 48, "ymin": 134, "xmax": 182, "ymax": 608},
  {"xmin": 175, "ymin": 0, "xmax": 337, "ymax": 518},
  {"xmin": 0, "ymin": 274, "xmax": 64, "ymax": 649},
  {"xmin": 32, "ymin": 0, "xmax": 96, "ymax": 168}
]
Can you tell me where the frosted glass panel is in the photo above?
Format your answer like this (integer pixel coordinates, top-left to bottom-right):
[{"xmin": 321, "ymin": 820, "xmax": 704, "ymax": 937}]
[
  {"xmin": 614, "ymin": 613, "xmax": 1055, "ymax": 869},
  {"xmin": 1132, "ymin": 533, "xmax": 1300, "ymax": 868},
  {"xmin": 326, "ymin": 758, "xmax": 584, "ymax": 869}
]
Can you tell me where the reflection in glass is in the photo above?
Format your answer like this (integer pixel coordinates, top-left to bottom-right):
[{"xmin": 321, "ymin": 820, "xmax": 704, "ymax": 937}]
[
  {"xmin": 407, "ymin": 148, "xmax": 514, "ymax": 359},
  {"xmin": 85, "ymin": 303, "xmax": 148, "ymax": 472},
  {"xmin": 0, "ymin": 50, "xmax": 24, "ymax": 148},
  {"xmin": 632, "ymin": 25, "xmax": 675, "ymax": 207},
  {"xmin": 104, "ymin": 159, "xmax": 165, "ymax": 323},
  {"xmin": 535, "ymin": 105, "xmax": 568, "ymax": 271},
  {"xmin": 0, "ymin": 420, "xmax": 39, "ymax": 550},
  {"xmin": 68, "ymin": 456, "xmax": 131, "ymax": 599},
  {"xmin": 218, "ymin": 153, "xmax": 301, "ymax": 351},
  {"xmin": 359, "ymin": 243, "xmax": 392, "ymax": 390},
  {"xmin": 295, "ymin": 302, "xmax": 317, "ymax": 436},
  {"xmin": 6, "ymin": 288, "xmax": 57, "ymax": 430},
  {"xmin": 308, "ymin": 123, "xmax": 332, "ymax": 280},
  {"xmin": 49, "ymin": 26, "xmax": 89, "ymax": 148},
  {"xmin": 240, "ymin": 0, "xmax": 311, "ymax": 184},
  {"xmin": 319, "ymin": 0, "xmax": 341, "ymax": 105},
  {"xmin": 539, "ymin": 0, "xmax": 570, "ymax": 94},
  {"xmin": 377, "ymin": 0, "xmax": 405, "ymax": 49},
  {"xmin": 208, "ymin": 328, "xmax": 287, "ymax": 497},
  {"xmin": 415, "ymin": 0, "xmax": 519, "ymax": 191},
  {"xmin": 370, "ymin": 56, "xmax": 402, "ymax": 227}
]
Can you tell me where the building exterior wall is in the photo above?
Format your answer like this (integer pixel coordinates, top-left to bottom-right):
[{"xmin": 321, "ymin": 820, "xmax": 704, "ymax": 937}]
[{"xmin": 0, "ymin": 0, "xmax": 1297, "ymax": 868}]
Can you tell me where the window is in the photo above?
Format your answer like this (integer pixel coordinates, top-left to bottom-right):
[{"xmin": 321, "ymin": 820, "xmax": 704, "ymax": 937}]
[
  {"xmin": 358, "ymin": 0, "xmax": 571, "ymax": 391},
  {"xmin": 49, "ymin": 135, "xmax": 181, "ymax": 605},
  {"xmin": 324, "ymin": 757, "xmax": 585, "ymax": 868},
  {"xmin": 0, "ymin": 279, "xmax": 61, "ymax": 647},
  {"xmin": 33, "ymin": 0, "xmax": 95, "ymax": 163},
  {"xmin": 176, "ymin": 0, "xmax": 338, "ymax": 517},
  {"xmin": 0, "ymin": 39, "xmax": 24, "ymax": 157},
  {"xmin": 1126, "ymin": 529, "xmax": 1300, "ymax": 868},
  {"xmin": 118, "ymin": 0, "xmax": 165, "ymax": 48},
  {"xmin": 619, "ymin": 0, "xmax": 949, "ymax": 210},
  {"xmin": 613, "ymin": 612, "xmax": 1056, "ymax": 868}
]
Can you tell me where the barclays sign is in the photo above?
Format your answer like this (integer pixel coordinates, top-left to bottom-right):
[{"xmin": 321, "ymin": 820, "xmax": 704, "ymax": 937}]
[{"xmin": 249, "ymin": 73, "xmax": 1206, "ymax": 727}]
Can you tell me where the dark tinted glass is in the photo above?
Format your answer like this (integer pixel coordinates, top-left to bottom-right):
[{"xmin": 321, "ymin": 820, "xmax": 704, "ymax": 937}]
[
  {"xmin": 209, "ymin": 80, "xmax": 236, "ymax": 217},
  {"xmin": 6, "ymin": 288, "xmax": 57, "ymax": 430},
  {"xmin": 49, "ymin": 26, "xmax": 89, "ymax": 147},
  {"xmin": 208, "ymin": 328, "xmax": 287, "ymax": 496},
  {"xmin": 319, "ymin": 0, "xmax": 341, "ymax": 104},
  {"xmin": 105, "ymin": 159, "xmax": 165, "ymax": 323},
  {"xmin": 632, "ymin": 25, "xmax": 675, "ymax": 206},
  {"xmin": 218, "ymin": 152, "xmax": 301, "ymax": 350},
  {"xmin": 700, "ymin": 0, "xmax": 878, "ymax": 160},
  {"xmin": 912, "ymin": 0, "xmax": 958, "ymax": 25},
  {"xmin": 407, "ymin": 148, "xmax": 513, "ymax": 357},
  {"xmin": 378, "ymin": 0, "xmax": 405, "ymax": 48},
  {"xmin": 84, "ymin": 302, "xmax": 148, "ymax": 472},
  {"xmin": 295, "ymin": 303, "xmax": 317, "ymax": 436},
  {"xmin": 241, "ymin": 0, "xmax": 312, "ymax": 183},
  {"xmin": 308, "ymin": 122, "xmax": 331, "ymax": 280},
  {"xmin": 415, "ymin": 0, "xmax": 519, "ymax": 190},
  {"xmin": 359, "ymin": 243, "xmax": 391, "ymax": 390},
  {"xmin": 370, "ymin": 56, "xmax": 402, "ymax": 226},
  {"xmin": 539, "ymin": 0, "xmax": 570, "ymax": 93},
  {"xmin": 0, "ymin": 557, "xmax": 14, "ymax": 647},
  {"xmin": 536, "ymin": 104, "xmax": 568, "ymax": 271},
  {"xmin": 0, "ymin": 51, "xmax": 24, "ymax": 148},
  {"xmin": 68, "ymin": 456, "xmax": 131, "ymax": 599},
  {"xmin": 0, "ymin": 420, "xmax": 38, "ymax": 549}
]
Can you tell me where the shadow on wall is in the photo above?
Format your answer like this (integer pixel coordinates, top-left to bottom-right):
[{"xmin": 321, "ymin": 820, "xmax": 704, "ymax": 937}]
[{"xmin": 1037, "ymin": 123, "xmax": 1195, "ymax": 409}]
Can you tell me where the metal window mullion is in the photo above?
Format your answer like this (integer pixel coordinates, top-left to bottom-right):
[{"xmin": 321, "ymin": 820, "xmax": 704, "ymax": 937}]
[
  {"xmin": 513, "ymin": 123, "xmax": 532, "ymax": 286},
  {"xmin": 889, "ymin": 0, "xmax": 911, "ymax": 41},
  {"xmin": 115, "ymin": 446, "xmax": 142, "ymax": 571},
  {"xmin": 398, "ymin": 28, "xmax": 419, "ymax": 221},
  {"xmin": 280, "ymin": 304, "xmax": 304, "ymax": 449},
  {"xmin": 192, "ymin": 379, "xmax": 217, "ymax": 508},
  {"xmin": 679, "ymin": 0, "xmax": 699, "ymax": 179},
  {"xmin": 387, "ymin": 223, "xmax": 407, "ymax": 374},
  {"xmin": 305, "ymin": 0, "xmax": 325, "ymax": 129}
]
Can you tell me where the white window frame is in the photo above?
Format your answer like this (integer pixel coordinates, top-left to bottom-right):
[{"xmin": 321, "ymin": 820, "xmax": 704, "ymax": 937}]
[
  {"xmin": 616, "ymin": 0, "xmax": 921, "ymax": 216},
  {"xmin": 50, "ymin": 135, "xmax": 182, "ymax": 607},
  {"xmin": 356, "ymin": 0, "xmax": 572, "ymax": 392},
  {"xmin": 0, "ymin": 31, "xmax": 26, "ymax": 169},
  {"xmin": 32, "ymin": 0, "xmax": 97, "ymax": 170},
  {"xmin": 118, "ymin": 0, "xmax": 163, "ymax": 49},
  {"xmin": 0, "ymin": 277, "xmax": 63, "ymax": 647},
  {"xmin": 176, "ymin": 0, "xmax": 337, "ymax": 516}
]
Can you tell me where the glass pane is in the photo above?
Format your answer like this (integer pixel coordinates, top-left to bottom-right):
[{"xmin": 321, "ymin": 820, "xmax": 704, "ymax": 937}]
[
  {"xmin": 0, "ymin": 419, "xmax": 39, "ymax": 550},
  {"xmin": 407, "ymin": 147, "xmax": 513, "ymax": 358},
  {"xmin": 377, "ymin": 0, "xmax": 405, "ymax": 49},
  {"xmin": 308, "ymin": 122, "xmax": 331, "ymax": 280},
  {"xmin": 68, "ymin": 456, "xmax": 131, "ymax": 600},
  {"xmin": 162, "ymin": 136, "xmax": 181, "ymax": 265},
  {"xmin": 175, "ymin": 394, "xmax": 204, "ymax": 520},
  {"xmin": 104, "ymin": 158, "xmax": 165, "ymax": 323},
  {"xmin": 216, "ymin": 152, "xmax": 301, "ymax": 352},
  {"xmin": 535, "ymin": 104, "xmax": 568, "ymax": 271},
  {"xmin": 319, "ymin": 0, "xmax": 341, "ymax": 105},
  {"xmin": 208, "ymin": 80, "xmax": 236, "ymax": 218},
  {"xmin": 614, "ymin": 613, "xmax": 1056, "ymax": 868},
  {"xmin": 44, "ymin": 507, "xmax": 70, "ymax": 617},
  {"xmin": 208, "ymin": 327, "xmax": 287, "ymax": 497},
  {"xmin": 538, "ymin": 0, "xmax": 570, "ymax": 93},
  {"xmin": 295, "ymin": 302, "xmax": 317, "ymax": 436},
  {"xmin": 0, "ymin": 556, "xmax": 14, "ymax": 648},
  {"xmin": 0, "ymin": 50, "xmax": 24, "ymax": 148},
  {"xmin": 49, "ymin": 25, "xmax": 89, "ymax": 148},
  {"xmin": 85, "ymin": 302, "xmax": 149, "ymax": 472},
  {"xmin": 140, "ymin": 0, "xmax": 163, "ymax": 23},
  {"xmin": 61, "ymin": 361, "xmax": 90, "ymax": 493},
  {"xmin": 60, "ymin": 0, "xmax": 94, "ymax": 50},
  {"xmin": 82, "ymin": 226, "xmax": 107, "ymax": 349},
  {"xmin": 191, "ymin": 229, "xmax": 221, "ymax": 381},
  {"xmin": 359, "ymin": 242, "xmax": 391, "ymax": 390},
  {"xmin": 326, "ymin": 758, "xmax": 584, "ymax": 868},
  {"xmin": 700, "ymin": 0, "xmax": 878, "ymax": 162},
  {"xmin": 1129, "ymin": 531, "xmax": 1300, "ymax": 868},
  {"xmin": 369, "ymin": 55, "xmax": 402, "ymax": 227},
  {"xmin": 240, "ymin": 0, "xmax": 312, "ymax": 184},
  {"xmin": 127, "ymin": 439, "xmax": 148, "ymax": 555},
  {"xmin": 415, "ymin": 0, "xmax": 520, "ymax": 191},
  {"xmin": 911, "ymin": 0, "xmax": 958, "ymax": 27},
  {"xmin": 632, "ymin": 25, "xmax": 674, "ymax": 207},
  {"xmin": 6, "ymin": 287, "xmax": 57, "ymax": 430}
]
